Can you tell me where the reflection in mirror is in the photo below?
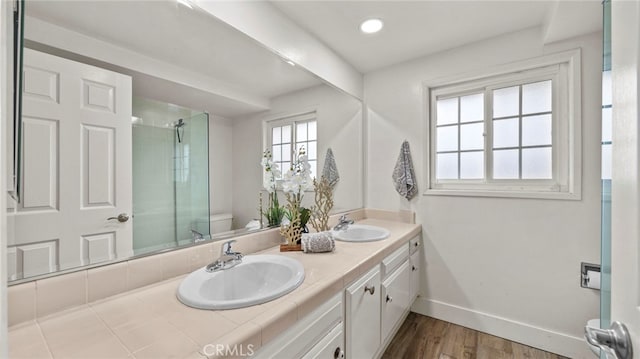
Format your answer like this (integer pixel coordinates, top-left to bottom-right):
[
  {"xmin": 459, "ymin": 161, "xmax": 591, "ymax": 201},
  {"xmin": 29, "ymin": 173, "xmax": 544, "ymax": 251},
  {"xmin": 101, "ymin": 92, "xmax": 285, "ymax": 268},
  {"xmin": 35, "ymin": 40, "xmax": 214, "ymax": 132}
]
[
  {"xmin": 6, "ymin": 1, "xmax": 363, "ymax": 282},
  {"xmin": 132, "ymin": 98, "xmax": 210, "ymax": 254}
]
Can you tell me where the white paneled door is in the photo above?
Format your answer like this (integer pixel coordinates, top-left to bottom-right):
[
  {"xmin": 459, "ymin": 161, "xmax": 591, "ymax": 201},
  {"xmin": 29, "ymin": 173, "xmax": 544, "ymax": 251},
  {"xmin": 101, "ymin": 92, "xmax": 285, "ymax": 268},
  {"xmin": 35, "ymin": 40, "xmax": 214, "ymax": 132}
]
[{"xmin": 6, "ymin": 49, "xmax": 132, "ymax": 280}]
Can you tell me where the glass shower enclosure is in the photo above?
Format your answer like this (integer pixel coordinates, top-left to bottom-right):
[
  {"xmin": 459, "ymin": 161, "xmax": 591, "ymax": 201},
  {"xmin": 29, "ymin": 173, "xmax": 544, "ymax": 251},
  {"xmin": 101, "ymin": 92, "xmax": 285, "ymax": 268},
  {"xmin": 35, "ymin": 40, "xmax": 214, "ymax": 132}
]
[{"xmin": 131, "ymin": 98, "xmax": 210, "ymax": 254}]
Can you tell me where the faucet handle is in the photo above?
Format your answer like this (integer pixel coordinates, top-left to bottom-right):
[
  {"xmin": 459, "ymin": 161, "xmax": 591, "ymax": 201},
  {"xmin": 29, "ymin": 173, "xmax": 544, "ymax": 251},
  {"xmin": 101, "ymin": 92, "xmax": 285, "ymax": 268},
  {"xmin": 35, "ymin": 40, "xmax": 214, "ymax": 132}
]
[
  {"xmin": 222, "ymin": 240, "xmax": 237, "ymax": 255},
  {"xmin": 339, "ymin": 214, "xmax": 348, "ymax": 222}
]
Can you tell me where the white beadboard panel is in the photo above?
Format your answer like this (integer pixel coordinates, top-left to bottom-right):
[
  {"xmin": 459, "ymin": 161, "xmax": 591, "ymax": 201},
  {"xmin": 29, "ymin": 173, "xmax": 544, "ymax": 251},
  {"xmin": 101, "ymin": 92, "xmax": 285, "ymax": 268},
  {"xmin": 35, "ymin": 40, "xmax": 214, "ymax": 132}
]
[
  {"xmin": 21, "ymin": 117, "xmax": 58, "ymax": 211},
  {"xmin": 22, "ymin": 65, "xmax": 59, "ymax": 103},
  {"xmin": 82, "ymin": 79, "xmax": 115, "ymax": 113},
  {"xmin": 81, "ymin": 232, "xmax": 115, "ymax": 265},
  {"xmin": 81, "ymin": 125, "xmax": 115, "ymax": 208}
]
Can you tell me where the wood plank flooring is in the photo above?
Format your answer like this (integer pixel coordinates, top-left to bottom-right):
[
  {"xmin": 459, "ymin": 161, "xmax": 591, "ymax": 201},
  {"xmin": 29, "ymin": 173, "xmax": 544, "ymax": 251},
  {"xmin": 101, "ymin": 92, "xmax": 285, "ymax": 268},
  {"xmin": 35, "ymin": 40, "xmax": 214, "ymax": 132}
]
[{"xmin": 382, "ymin": 313, "xmax": 570, "ymax": 359}]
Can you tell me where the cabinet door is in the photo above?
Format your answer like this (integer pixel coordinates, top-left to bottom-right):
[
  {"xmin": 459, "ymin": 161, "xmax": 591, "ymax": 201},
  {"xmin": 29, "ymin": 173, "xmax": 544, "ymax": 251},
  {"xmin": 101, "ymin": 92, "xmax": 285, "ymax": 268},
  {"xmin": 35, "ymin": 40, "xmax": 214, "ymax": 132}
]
[
  {"xmin": 302, "ymin": 323, "xmax": 344, "ymax": 359},
  {"xmin": 381, "ymin": 261, "xmax": 411, "ymax": 343},
  {"xmin": 346, "ymin": 266, "xmax": 381, "ymax": 359},
  {"xmin": 410, "ymin": 250, "xmax": 420, "ymax": 301}
]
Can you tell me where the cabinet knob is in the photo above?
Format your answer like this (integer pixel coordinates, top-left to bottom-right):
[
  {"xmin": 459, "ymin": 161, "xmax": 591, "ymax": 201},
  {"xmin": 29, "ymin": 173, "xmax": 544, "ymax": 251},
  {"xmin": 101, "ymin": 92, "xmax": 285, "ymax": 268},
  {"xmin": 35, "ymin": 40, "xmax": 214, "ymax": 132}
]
[
  {"xmin": 414, "ymin": 242, "xmax": 420, "ymax": 247},
  {"xmin": 386, "ymin": 294, "xmax": 393, "ymax": 303},
  {"xmin": 364, "ymin": 285, "xmax": 375, "ymax": 295},
  {"xmin": 412, "ymin": 265, "xmax": 416, "ymax": 271},
  {"xmin": 334, "ymin": 347, "xmax": 345, "ymax": 359}
]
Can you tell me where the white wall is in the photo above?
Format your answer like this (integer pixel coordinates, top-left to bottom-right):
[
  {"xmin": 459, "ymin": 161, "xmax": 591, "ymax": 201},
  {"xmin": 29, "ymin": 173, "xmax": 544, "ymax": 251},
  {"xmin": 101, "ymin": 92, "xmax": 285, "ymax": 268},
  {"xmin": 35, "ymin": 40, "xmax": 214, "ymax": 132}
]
[
  {"xmin": 209, "ymin": 114, "xmax": 233, "ymax": 217},
  {"xmin": 364, "ymin": 27, "xmax": 601, "ymax": 358},
  {"xmin": 232, "ymin": 84, "xmax": 363, "ymax": 229}
]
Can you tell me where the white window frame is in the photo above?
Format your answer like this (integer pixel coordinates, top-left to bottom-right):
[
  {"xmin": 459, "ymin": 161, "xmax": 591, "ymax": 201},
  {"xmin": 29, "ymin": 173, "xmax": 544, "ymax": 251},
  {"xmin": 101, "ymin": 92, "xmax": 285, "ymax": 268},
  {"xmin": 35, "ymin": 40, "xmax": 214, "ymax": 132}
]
[
  {"xmin": 264, "ymin": 110, "xmax": 318, "ymax": 188},
  {"xmin": 424, "ymin": 49, "xmax": 582, "ymax": 200}
]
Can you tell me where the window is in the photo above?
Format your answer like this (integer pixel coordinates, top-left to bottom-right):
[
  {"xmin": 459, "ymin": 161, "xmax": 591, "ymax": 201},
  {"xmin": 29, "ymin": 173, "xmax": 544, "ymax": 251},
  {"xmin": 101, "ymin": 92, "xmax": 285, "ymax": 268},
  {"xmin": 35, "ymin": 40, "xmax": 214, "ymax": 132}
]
[
  {"xmin": 426, "ymin": 50, "xmax": 581, "ymax": 199},
  {"xmin": 267, "ymin": 112, "xmax": 318, "ymax": 180}
]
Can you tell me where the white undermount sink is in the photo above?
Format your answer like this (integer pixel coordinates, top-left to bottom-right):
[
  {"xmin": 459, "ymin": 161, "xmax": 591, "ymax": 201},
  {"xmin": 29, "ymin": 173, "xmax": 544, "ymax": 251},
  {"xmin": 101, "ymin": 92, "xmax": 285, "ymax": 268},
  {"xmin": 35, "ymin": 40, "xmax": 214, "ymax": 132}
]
[
  {"xmin": 333, "ymin": 224, "xmax": 390, "ymax": 242},
  {"xmin": 177, "ymin": 254, "xmax": 305, "ymax": 310}
]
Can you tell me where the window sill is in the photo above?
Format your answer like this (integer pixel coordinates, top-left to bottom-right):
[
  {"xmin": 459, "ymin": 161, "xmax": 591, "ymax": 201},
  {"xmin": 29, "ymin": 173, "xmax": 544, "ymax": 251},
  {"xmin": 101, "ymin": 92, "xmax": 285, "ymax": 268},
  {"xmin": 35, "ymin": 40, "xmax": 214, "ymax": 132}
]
[{"xmin": 423, "ymin": 188, "xmax": 581, "ymax": 201}]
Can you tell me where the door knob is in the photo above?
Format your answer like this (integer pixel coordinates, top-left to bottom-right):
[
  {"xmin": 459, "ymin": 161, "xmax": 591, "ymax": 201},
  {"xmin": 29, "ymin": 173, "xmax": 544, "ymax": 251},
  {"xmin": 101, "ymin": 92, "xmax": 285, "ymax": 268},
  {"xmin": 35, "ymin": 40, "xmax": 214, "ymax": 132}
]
[
  {"xmin": 107, "ymin": 213, "xmax": 130, "ymax": 223},
  {"xmin": 585, "ymin": 321, "xmax": 632, "ymax": 359}
]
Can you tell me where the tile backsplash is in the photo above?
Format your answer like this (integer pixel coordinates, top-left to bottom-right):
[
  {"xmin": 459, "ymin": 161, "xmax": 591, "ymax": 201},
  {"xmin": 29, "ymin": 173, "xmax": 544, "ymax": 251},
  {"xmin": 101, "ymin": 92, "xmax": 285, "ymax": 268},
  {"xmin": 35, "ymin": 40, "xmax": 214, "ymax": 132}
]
[{"xmin": 7, "ymin": 208, "xmax": 412, "ymax": 328}]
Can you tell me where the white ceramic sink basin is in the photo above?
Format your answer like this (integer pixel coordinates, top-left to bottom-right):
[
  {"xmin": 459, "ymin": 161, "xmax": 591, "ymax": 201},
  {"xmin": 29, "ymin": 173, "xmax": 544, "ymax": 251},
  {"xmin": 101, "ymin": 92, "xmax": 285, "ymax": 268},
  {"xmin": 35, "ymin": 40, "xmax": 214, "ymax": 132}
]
[
  {"xmin": 333, "ymin": 224, "xmax": 390, "ymax": 242},
  {"xmin": 177, "ymin": 254, "xmax": 305, "ymax": 310}
]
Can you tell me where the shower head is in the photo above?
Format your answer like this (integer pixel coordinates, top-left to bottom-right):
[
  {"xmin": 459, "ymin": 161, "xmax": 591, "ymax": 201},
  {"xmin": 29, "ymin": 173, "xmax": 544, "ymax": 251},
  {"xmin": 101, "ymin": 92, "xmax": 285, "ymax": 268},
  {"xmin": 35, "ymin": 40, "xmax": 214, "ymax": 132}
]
[
  {"xmin": 174, "ymin": 119, "xmax": 185, "ymax": 128},
  {"xmin": 175, "ymin": 119, "xmax": 186, "ymax": 143}
]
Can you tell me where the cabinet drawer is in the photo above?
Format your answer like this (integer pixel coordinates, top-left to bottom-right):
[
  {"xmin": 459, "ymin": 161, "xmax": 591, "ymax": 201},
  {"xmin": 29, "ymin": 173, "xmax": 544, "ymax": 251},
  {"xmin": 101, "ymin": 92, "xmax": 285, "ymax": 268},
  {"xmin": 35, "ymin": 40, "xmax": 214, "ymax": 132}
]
[
  {"xmin": 255, "ymin": 293, "xmax": 342, "ymax": 358},
  {"xmin": 302, "ymin": 323, "xmax": 344, "ymax": 359},
  {"xmin": 410, "ymin": 250, "xmax": 420, "ymax": 301},
  {"xmin": 346, "ymin": 265, "xmax": 381, "ymax": 359},
  {"xmin": 381, "ymin": 260, "xmax": 411, "ymax": 343},
  {"xmin": 409, "ymin": 235, "xmax": 421, "ymax": 255},
  {"xmin": 381, "ymin": 244, "xmax": 409, "ymax": 280}
]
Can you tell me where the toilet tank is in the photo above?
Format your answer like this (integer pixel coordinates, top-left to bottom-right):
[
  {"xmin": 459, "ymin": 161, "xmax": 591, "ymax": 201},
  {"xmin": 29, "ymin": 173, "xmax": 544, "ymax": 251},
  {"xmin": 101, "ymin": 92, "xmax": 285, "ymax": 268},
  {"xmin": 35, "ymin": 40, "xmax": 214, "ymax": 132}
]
[{"xmin": 210, "ymin": 213, "xmax": 233, "ymax": 234}]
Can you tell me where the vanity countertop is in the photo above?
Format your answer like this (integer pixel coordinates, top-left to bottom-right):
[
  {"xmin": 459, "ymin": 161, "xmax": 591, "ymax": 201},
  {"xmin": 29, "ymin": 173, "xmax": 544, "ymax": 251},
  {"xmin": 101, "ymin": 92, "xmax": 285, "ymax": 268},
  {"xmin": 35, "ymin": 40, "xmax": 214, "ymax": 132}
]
[{"xmin": 8, "ymin": 218, "xmax": 421, "ymax": 359}]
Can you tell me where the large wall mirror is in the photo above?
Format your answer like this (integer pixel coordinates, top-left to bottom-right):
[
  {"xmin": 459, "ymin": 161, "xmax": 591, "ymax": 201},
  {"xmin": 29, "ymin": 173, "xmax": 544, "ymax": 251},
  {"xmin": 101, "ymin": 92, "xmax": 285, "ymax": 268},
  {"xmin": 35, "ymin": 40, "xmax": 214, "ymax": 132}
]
[{"xmin": 6, "ymin": 1, "xmax": 364, "ymax": 282}]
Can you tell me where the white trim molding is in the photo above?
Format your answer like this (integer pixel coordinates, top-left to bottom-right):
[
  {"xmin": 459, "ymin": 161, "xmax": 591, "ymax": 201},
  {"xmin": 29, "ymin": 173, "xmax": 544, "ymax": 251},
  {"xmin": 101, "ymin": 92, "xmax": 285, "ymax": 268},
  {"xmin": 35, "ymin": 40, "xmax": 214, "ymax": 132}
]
[{"xmin": 411, "ymin": 297, "xmax": 593, "ymax": 359}]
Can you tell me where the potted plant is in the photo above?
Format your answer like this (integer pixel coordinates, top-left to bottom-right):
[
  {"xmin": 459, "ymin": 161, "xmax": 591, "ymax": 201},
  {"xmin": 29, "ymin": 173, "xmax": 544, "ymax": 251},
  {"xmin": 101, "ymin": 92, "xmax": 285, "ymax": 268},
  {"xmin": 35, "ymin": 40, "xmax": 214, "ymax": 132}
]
[
  {"xmin": 280, "ymin": 146, "xmax": 313, "ymax": 249},
  {"xmin": 261, "ymin": 149, "xmax": 285, "ymax": 227}
]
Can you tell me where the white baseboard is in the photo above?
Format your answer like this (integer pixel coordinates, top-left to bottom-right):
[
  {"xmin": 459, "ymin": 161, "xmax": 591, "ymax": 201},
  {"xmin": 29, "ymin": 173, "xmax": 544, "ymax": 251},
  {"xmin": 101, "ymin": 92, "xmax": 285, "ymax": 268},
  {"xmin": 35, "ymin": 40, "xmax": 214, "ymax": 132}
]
[{"xmin": 411, "ymin": 297, "xmax": 595, "ymax": 359}]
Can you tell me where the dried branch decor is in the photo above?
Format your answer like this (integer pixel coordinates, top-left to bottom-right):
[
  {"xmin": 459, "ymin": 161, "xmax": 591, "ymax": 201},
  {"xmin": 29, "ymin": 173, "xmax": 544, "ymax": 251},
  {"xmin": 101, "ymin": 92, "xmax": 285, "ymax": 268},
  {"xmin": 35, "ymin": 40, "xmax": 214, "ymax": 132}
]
[
  {"xmin": 280, "ymin": 192, "xmax": 304, "ymax": 246},
  {"xmin": 310, "ymin": 177, "xmax": 333, "ymax": 232}
]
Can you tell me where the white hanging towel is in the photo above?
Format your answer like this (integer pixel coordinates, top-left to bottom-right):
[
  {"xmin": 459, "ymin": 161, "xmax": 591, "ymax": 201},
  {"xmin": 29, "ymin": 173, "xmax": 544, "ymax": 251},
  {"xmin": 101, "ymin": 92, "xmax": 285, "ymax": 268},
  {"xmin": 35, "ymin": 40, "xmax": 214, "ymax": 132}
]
[
  {"xmin": 392, "ymin": 140, "xmax": 418, "ymax": 200},
  {"xmin": 322, "ymin": 148, "xmax": 340, "ymax": 188}
]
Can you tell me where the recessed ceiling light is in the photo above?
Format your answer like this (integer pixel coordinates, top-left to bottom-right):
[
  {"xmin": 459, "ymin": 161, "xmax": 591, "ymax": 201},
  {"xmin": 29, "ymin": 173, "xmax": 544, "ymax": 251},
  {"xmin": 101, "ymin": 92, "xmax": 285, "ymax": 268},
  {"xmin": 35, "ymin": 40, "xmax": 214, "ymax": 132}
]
[{"xmin": 360, "ymin": 18, "xmax": 383, "ymax": 34}]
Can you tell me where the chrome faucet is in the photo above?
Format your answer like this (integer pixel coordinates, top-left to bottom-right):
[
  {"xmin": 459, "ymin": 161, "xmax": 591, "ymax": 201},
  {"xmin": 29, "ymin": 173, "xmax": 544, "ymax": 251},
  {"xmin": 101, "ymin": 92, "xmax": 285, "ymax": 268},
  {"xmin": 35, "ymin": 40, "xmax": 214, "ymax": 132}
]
[
  {"xmin": 206, "ymin": 240, "xmax": 243, "ymax": 272},
  {"xmin": 333, "ymin": 214, "xmax": 354, "ymax": 231},
  {"xmin": 191, "ymin": 229, "xmax": 205, "ymax": 243}
]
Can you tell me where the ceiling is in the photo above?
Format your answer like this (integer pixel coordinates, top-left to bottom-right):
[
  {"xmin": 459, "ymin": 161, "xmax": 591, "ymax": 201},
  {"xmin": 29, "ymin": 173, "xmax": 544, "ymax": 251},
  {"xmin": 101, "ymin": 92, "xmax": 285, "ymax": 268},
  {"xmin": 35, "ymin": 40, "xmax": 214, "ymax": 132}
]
[
  {"xmin": 25, "ymin": 0, "xmax": 322, "ymax": 117},
  {"xmin": 24, "ymin": 0, "xmax": 602, "ymax": 115},
  {"xmin": 271, "ymin": 0, "xmax": 603, "ymax": 73}
]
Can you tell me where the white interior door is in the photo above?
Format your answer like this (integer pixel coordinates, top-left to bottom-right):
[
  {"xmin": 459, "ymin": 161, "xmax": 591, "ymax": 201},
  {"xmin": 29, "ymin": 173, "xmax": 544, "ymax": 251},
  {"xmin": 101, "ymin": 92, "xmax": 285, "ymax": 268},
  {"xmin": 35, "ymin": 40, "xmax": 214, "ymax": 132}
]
[
  {"xmin": 599, "ymin": 2, "xmax": 640, "ymax": 358},
  {"xmin": 6, "ymin": 49, "xmax": 132, "ymax": 280}
]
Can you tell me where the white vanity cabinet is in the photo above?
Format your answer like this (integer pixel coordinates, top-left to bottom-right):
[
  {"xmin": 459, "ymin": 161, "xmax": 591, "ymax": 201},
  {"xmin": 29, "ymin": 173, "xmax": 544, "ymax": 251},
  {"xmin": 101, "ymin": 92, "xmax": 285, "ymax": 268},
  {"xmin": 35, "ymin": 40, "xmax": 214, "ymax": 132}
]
[
  {"xmin": 255, "ymin": 293, "xmax": 344, "ymax": 359},
  {"xmin": 409, "ymin": 235, "xmax": 421, "ymax": 301},
  {"xmin": 381, "ymin": 260, "xmax": 411, "ymax": 342},
  {"xmin": 345, "ymin": 266, "xmax": 381, "ymax": 359},
  {"xmin": 410, "ymin": 249, "xmax": 420, "ymax": 301},
  {"xmin": 344, "ymin": 235, "xmax": 422, "ymax": 358},
  {"xmin": 257, "ymin": 234, "xmax": 422, "ymax": 359},
  {"xmin": 303, "ymin": 323, "xmax": 345, "ymax": 359}
]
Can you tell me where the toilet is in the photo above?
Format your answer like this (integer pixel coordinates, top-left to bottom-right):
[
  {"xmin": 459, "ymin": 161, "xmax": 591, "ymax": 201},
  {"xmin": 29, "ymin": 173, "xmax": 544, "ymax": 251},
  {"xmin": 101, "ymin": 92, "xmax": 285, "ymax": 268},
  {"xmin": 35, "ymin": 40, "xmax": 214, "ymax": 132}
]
[
  {"xmin": 585, "ymin": 318, "xmax": 602, "ymax": 357},
  {"xmin": 209, "ymin": 213, "xmax": 233, "ymax": 235}
]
